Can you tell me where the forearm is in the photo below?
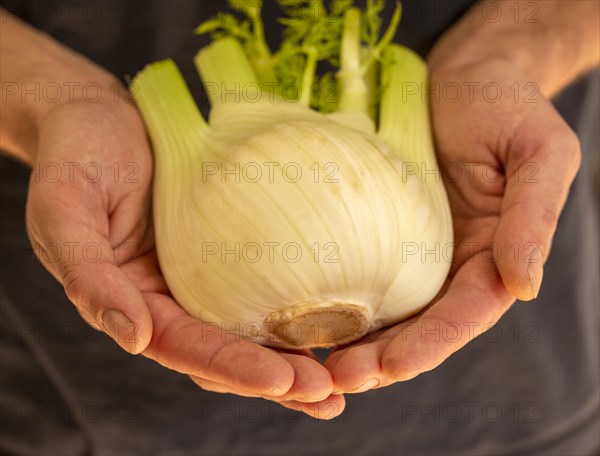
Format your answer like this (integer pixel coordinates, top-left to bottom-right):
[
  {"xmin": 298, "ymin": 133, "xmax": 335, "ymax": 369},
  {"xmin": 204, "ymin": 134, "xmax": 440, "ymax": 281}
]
[
  {"xmin": 429, "ymin": 0, "xmax": 600, "ymax": 98},
  {"xmin": 0, "ymin": 10, "xmax": 121, "ymax": 163}
]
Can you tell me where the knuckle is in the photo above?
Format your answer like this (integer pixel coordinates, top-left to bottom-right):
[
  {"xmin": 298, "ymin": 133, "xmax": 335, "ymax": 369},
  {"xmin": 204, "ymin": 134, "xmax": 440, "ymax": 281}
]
[
  {"xmin": 61, "ymin": 265, "xmax": 101, "ymax": 329},
  {"xmin": 62, "ymin": 265, "xmax": 87, "ymax": 309},
  {"xmin": 538, "ymin": 202, "xmax": 559, "ymax": 229},
  {"xmin": 564, "ymin": 129, "xmax": 582, "ymax": 173},
  {"xmin": 546, "ymin": 124, "xmax": 582, "ymax": 175},
  {"xmin": 381, "ymin": 355, "xmax": 405, "ymax": 380},
  {"xmin": 567, "ymin": 132, "xmax": 582, "ymax": 173}
]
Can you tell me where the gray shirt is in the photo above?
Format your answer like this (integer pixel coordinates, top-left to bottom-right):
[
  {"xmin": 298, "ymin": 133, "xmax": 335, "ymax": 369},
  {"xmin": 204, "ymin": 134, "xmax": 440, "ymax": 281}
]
[{"xmin": 1, "ymin": 1, "xmax": 598, "ymax": 454}]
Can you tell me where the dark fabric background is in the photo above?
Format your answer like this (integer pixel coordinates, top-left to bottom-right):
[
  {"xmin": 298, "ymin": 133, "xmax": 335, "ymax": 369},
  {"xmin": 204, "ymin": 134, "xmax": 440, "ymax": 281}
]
[{"xmin": 1, "ymin": 1, "xmax": 599, "ymax": 455}]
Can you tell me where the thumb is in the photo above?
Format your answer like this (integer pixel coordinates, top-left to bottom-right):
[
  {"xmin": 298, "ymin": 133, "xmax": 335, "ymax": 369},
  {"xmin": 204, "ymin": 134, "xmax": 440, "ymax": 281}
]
[
  {"xmin": 494, "ymin": 99, "xmax": 581, "ymax": 300},
  {"xmin": 25, "ymin": 184, "xmax": 153, "ymax": 354}
]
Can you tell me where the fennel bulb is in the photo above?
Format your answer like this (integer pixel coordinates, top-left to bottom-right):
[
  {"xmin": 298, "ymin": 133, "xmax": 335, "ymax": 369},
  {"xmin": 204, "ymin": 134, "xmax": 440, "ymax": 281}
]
[{"xmin": 132, "ymin": 1, "xmax": 453, "ymax": 348}]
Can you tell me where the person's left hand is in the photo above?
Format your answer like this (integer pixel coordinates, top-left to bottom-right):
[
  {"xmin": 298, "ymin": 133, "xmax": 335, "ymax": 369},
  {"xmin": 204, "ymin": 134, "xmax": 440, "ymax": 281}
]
[{"xmin": 324, "ymin": 59, "xmax": 581, "ymax": 394}]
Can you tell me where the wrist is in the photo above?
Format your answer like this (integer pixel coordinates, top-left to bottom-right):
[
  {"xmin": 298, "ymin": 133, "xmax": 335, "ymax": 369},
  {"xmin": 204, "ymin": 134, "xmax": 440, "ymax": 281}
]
[
  {"xmin": 2, "ymin": 76, "xmax": 130, "ymax": 165},
  {"xmin": 1, "ymin": 13, "xmax": 130, "ymax": 163},
  {"xmin": 428, "ymin": 1, "xmax": 600, "ymax": 99},
  {"xmin": 428, "ymin": 24, "xmax": 542, "ymax": 94}
]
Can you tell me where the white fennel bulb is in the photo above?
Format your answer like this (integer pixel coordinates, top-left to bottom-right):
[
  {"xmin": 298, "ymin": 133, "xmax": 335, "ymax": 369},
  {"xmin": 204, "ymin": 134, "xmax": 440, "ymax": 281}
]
[{"xmin": 132, "ymin": 2, "xmax": 453, "ymax": 348}]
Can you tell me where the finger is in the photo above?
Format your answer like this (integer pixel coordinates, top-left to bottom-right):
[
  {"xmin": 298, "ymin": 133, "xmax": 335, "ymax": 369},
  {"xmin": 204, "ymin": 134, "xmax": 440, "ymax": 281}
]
[
  {"xmin": 276, "ymin": 353, "xmax": 333, "ymax": 402},
  {"xmin": 192, "ymin": 366, "xmax": 331, "ymax": 402},
  {"xmin": 276, "ymin": 347, "xmax": 319, "ymax": 360},
  {"xmin": 494, "ymin": 100, "xmax": 581, "ymax": 300},
  {"xmin": 142, "ymin": 292, "xmax": 296, "ymax": 398},
  {"xmin": 189, "ymin": 376, "xmax": 262, "ymax": 398},
  {"xmin": 25, "ymin": 189, "xmax": 153, "ymax": 354},
  {"xmin": 381, "ymin": 253, "xmax": 514, "ymax": 379},
  {"xmin": 192, "ymin": 353, "xmax": 334, "ymax": 403},
  {"xmin": 189, "ymin": 376, "xmax": 342, "ymax": 420},
  {"xmin": 325, "ymin": 325, "xmax": 407, "ymax": 393},
  {"xmin": 330, "ymin": 339, "xmax": 395, "ymax": 393}
]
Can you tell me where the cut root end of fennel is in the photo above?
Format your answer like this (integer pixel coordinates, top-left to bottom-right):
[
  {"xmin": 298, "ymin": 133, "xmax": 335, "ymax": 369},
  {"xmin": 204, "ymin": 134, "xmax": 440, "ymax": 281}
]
[{"xmin": 264, "ymin": 301, "xmax": 370, "ymax": 348}]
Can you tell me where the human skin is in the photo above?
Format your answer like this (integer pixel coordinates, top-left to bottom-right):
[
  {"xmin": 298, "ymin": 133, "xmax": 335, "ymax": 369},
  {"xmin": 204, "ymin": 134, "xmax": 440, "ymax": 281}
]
[
  {"xmin": 0, "ymin": 9, "xmax": 342, "ymax": 419},
  {"xmin": 325, "ymin": 0, "xmax": 599, "ymax": 394},
  {"xmin": 1, "ymin": 1, "xmax": 599, "ymax": 418}
]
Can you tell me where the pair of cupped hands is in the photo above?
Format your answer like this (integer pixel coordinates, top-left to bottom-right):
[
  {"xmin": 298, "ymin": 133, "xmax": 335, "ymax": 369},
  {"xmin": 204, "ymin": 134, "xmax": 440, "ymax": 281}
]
[{"xmin": 26, "ymin": 56, "xmax": 580, "ymax": 420}]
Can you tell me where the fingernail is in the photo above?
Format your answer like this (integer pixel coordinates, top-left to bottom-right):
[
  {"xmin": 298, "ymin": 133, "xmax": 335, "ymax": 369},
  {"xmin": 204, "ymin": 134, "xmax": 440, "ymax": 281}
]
[
  {"xmin": 348, "ymin": 378, "xmax": 380, "ymax": 394},
  {"xmin": 101, "ymin": 309, "xmax": 138, "ymax": 354},
  {"xmin": 527, "ymin": 264, "xmax": 542, "ymax": 300}
]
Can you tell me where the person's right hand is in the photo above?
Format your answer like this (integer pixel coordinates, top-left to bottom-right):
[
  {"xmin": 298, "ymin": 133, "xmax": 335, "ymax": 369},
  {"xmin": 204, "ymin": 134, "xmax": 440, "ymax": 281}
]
[
  {"xmin": 24, "ymin": 92, "xmax": 343, "ymax": 420},
  {"xmin": 0, "ymin": 9, "xmax": 342, "ymax": 419}
]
